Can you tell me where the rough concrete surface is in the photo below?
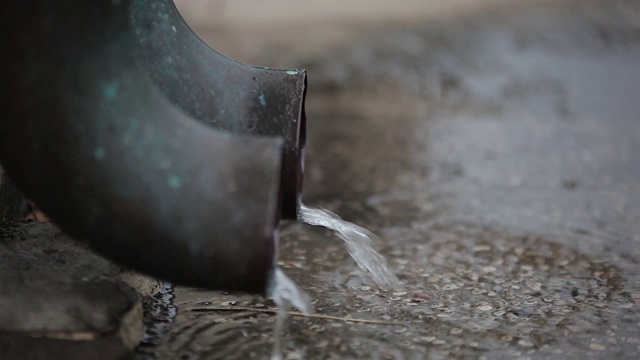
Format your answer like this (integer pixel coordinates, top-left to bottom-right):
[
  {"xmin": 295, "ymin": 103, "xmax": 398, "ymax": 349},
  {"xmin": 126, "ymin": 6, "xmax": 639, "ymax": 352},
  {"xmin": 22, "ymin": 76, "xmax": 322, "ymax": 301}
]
[
  {"xmin": 141, "ymin": 1, "xmax": 640, "ymax": 359},
  {"xmin": 0, "ymin": 222, "xmax": 143, "ymax": 360}
]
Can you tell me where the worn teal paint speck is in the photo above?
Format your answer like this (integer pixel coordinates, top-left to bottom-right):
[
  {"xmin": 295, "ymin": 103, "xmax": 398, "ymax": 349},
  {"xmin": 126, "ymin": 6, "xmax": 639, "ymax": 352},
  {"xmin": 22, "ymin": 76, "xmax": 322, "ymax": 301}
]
[
  {"xmin": 93, "ymin": 147, "xmax": 106, "ymax": 160},
  {"xmin": 258, "ymin": 94, "xmax": 266, "ymax": 107},
  {"xmin": 168, "ymin": 175, "xmax": 182, "ymax": 189},
  {"xmin": 286, "ymin": 70, "xmax": 298, "ymax": 75},
  {"xmin": 103, "ymin": 83, "xmax": 118, "ymax": 100}
]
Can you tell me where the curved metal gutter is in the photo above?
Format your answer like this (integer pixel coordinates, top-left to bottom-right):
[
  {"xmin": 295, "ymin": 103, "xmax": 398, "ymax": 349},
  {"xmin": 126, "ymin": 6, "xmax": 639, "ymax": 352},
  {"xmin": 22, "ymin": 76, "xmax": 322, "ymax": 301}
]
[
  {"xmin": 131, "ymin": 0, "xmax": 306, "ymax": 219},
  {"xmin": 1, "ymin": 0, "xmax": 305, "ymax": 292}
]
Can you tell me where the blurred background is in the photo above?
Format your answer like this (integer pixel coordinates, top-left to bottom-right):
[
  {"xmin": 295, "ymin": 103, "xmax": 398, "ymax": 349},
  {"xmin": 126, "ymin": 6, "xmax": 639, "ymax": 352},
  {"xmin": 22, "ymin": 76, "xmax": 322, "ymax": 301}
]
[{"xmin": 152, "ymin": 1, "xmax": 640, "ymax": 359}]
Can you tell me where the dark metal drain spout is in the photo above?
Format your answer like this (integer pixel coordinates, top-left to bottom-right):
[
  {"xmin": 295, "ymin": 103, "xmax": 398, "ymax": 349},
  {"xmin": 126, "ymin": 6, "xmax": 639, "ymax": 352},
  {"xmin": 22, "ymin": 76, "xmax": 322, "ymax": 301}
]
[
  {"xmin": 131, "ymin": 0, "xmax": 307, "ymax": 219},
  {"xmin": 0, "ymin": 0, "xmax": 303, "ymax": 292}
]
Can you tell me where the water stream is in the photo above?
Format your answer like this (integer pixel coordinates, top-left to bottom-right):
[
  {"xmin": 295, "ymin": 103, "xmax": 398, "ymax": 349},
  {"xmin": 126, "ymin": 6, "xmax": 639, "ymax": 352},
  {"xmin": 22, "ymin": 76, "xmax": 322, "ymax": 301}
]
[
  {"xmin": 268, "ymin": 203, "xmax": 397, "ymax": 359},
  {"xmin": 268, "ymin": 268, "xmax": 312, "ymax": 360},
  {"xmin": 298, "ymin": 203, "xmax": 399, "ymax": 288}
]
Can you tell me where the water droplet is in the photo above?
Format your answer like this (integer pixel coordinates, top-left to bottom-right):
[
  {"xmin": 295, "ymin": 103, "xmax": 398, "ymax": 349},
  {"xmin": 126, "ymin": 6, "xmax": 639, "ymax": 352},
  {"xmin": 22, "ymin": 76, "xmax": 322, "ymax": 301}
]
[{"xmin": 268, "ymin": 268, "xmax": 311, "ymax": 360}]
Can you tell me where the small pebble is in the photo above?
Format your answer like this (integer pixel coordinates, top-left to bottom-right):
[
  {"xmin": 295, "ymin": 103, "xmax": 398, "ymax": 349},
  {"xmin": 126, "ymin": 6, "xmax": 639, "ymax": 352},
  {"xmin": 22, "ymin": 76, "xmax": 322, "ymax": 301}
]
[
  {"xmin": 413, "ymin": 293, "xmax": 431, "ymax": 300},
  {"xmin": 518, "ymin": 339, "xmax": 534, "ymax": 347},
  {"xmin": 482, "ymin": 266, "xmax": 497, "ymax": 273},
  {"xmin": 315, "ymin": 340, "xmax": 329, "ymax": 348},
  {"xmin": 589, "ymin": 343, "xmax": 606, "ymax": 351},
  {"xmin": 395, "ymin": 327, "xmax": 407, "ymax": 333},
  {"xmin": 527, "ymin": 282, "xmax": 542, "ymax": 291},
  {"xmin": 309, "ymin": 325, "xmax": 325, "ymax": 332},
  {"xmin": 473, "ymin": 245, "xmax": 491, "ymax": 252}
]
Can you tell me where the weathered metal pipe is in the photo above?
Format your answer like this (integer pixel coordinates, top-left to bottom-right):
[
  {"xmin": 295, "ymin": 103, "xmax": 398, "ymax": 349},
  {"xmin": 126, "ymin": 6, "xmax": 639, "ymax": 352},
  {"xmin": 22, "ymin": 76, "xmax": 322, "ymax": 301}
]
[
  {"xmin": 1, "ymin": 0, "xmax": 306, "ymax": 292},
  {"xmin": 131, "ymin": 0, "xmax": 307, "ymax": 219}
]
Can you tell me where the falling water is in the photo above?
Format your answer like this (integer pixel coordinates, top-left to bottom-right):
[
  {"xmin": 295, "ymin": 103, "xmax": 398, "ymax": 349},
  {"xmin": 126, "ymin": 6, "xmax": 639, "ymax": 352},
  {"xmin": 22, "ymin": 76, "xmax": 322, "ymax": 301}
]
[
  {"xmin": 268, "ymin": 268, "xmax": 312, "ymax": 360},
  {"xmin": 267, "ymin": 203, "xmax": 397, "ymax": 359},
  {"xmin": 298, "ymin": 203, "xmax": 399, "ymax": 288}
]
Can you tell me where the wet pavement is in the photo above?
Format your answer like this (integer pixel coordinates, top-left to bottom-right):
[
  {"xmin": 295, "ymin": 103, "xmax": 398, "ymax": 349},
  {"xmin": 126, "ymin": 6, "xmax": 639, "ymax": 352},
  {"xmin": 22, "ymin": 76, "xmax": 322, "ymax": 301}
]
[{"xmin": 144, "ymin": 1, "xmax": 640, "ymax": 359}]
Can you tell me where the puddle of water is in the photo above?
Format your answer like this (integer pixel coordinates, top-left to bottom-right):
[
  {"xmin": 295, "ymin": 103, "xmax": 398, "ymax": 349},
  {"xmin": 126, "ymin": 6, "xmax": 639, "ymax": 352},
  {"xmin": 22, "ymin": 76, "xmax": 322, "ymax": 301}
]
[
  {"xmin": 298, "ymin": 203, "xmax": 399, "ymax": 288},
  {"xmin": 136, "ymin": 282, "xmax": 177, "ymax": 359},
  {"xmin": 268, "ymin": 267, "xmax": 312, "ymax": 360}
]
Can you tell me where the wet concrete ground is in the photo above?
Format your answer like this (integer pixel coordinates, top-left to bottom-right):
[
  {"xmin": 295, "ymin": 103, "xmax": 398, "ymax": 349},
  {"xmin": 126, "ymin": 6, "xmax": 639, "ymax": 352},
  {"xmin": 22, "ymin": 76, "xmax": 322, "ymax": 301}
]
[{"xmin": 144, "ymin": 1, "xmax": 640, "ymax": 359}]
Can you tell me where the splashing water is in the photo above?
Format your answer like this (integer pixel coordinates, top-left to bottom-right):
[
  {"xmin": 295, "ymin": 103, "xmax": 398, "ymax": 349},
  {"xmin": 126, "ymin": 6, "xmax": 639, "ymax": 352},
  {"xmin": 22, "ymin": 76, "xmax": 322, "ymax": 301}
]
[
  {"xmin": 266, "ymin": 203, "xmax": 396, "ymax": 359},
  {"xmin": 298, "ymin": 203, "xmax": 399, "ymax": 288},
  {"xmin": 268, "ymin": 268, "xmax": 312, "ymax": 360}
]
